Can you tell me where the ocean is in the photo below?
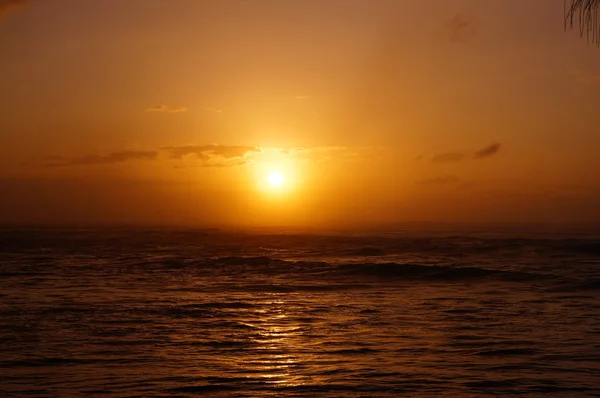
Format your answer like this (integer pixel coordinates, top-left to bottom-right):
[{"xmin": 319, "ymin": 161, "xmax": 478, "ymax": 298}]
[{"xmin": 1, "ymin": 227, "xmax": 599, "ymax": 397}]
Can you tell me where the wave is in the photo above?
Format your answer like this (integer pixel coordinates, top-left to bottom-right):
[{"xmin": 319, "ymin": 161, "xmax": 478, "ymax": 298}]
[
  {"xmin": 0, "ymin": 357, "xmax": 115, "ymax": 368},
  {"xmin": 473, "ymin": 348, "xmax": 538, "ymax": 357},
  {"xmin": 547, "ymin": 278, "xmax": 600, "ymax": 292},
  {"xmin": 190, "ymin": 256, "xmax": 543, "ymax": 284},
  {"xmin": 342, "ymin": 247, "xmax": 386, "ymax": 256},
  {"xmin": 336, "ymin": 262, "xmax": 539, "ymax": 282},
  {"xmin": 3, "ymin": 228, "xmax": 599, "ymax": 255}
]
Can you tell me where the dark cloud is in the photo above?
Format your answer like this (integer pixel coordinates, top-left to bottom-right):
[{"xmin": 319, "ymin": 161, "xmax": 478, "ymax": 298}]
[
  {"xmin": 41, "ymin": 151, "xmax": 158, "ymax": 167},
  {"xmin": 417, "ymin": 175, "xmax": 460, "ymax": 185},
  {"xmin": 473, "ymin": 142, "xmax": 501, "ymax": 159},
  {"xmin": 162, "ymin": 144, "xmax": 261, "ymax": 167},
  {"xmin": 440, "ymin": 14, "xmax": 476, "ymax": 43},
  {"xmin": 432, "ymin": 143, "xmax": 501, "ymax": 163},
  {"xmin": 145, "ymin": 105, "xmax": 188, "ymax": 113},
  {"xmin": 0, "ymin": 0, "xmax": 27, "ymax": 20}
]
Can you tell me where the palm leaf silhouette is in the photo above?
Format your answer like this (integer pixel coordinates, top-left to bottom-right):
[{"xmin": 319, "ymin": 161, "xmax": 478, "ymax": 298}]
[{"xmin": 565, "ymin": 0, "xmax": 600, "ymax": 45}]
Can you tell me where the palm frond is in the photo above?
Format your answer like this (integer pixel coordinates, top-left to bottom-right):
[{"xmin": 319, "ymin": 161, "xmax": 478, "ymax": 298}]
[{"xmin": 565, "ymin": 0, "xmax": 600, "ymax": 45}]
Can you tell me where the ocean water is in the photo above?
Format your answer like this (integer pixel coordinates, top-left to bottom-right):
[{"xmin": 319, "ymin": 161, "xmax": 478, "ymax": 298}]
[{"xmin": 1, "ymin": 228, "xmax": 599, "ymax": 397}]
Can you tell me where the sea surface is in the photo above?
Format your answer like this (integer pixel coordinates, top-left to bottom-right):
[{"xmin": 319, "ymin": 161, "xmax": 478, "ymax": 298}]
[{"xmin": 1, "ymin": 227, "xmax": 600, "ymax": 397}]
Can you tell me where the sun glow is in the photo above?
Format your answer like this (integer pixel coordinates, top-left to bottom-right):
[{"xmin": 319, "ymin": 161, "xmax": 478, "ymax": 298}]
[
  {"xmin": 254, "ymin": 155, "xmax": 299, "ymax": 195},
  {"xmin": 268, "ymin": 171, "xmax": 285, "ymax": 187}
]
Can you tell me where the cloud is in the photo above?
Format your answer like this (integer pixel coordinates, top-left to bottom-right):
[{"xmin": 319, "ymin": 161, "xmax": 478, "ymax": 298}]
[
  {"xmin": 275, "ymin": 146, "xmax": 369, "ymax": 163},
  {"xmin": 145, "ymin": 105, "xmax": 188, "ymax": 113},
  {"xmin": 286, "ymin": 146, "xmax": 349, "ymax": 155},
  {"xmin": 30, "ymin": 144, "xmax": 374, "ymax": 170},
  {"xmin": 0, "ymin": 0, "xmax": 27, "ymax": 20},
  {"xmin": 473, "ymin": 142, "xmax": 501, "ymax": 159},
  {"xmin": 431, "ymin": 143, "xmax": 501, "ymax": 163},
  {"xmin": 417, "ymin": 175, "xmax": 460, "ymax": 186},
  {"xmin": 161, "ymin": 145, "xmax": 369, "ymax": 168},
  {"xmin": 40, "ymin": 151, "xmax": 158, "ymax": 167},
  {"xmin": 439, "ymin": 14, "xmax": 476, "ymax": 43},
  {"xmin": 162, "ymin": 144, "xmax": 261, "ymax": 167}
]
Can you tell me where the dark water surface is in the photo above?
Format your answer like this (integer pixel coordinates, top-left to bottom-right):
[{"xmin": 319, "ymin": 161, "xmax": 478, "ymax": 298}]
[{"xmin": 1, "ymin": 228, "xmax": 599, "ymax": 397}]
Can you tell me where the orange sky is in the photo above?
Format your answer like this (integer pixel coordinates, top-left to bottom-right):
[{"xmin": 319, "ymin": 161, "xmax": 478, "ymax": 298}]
[{"xmin": 1, "ymin": 0, "xmax": 599, "ymax": 227}]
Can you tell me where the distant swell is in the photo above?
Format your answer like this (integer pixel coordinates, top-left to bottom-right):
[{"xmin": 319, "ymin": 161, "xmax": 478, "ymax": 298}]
[
  {"xmin": 336, "ymin": 262, "xmax": 539, "ymax": 282},
  {"xmin": 474, "ymin": 348, "xmax": 538, "ymax": 357},
  {"xmin": 548, "ymin": 278, "xmax": 600, "ymax": 292},
  {"xmin": 194, "ymin": 256, "xmax": 541, "ymax": 283}
]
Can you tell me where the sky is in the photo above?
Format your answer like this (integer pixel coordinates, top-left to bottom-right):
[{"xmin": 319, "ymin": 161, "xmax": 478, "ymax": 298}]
[{"xmin": 1, "ymin": 0, "xmax": 599, "ymax": 228}]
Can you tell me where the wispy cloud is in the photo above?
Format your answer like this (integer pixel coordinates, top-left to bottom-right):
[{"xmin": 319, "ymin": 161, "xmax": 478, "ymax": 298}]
[
  {"xmin": 473, "ymin": 143, "xmax": 501, "ymax": 159},
  {"xmin": 273, "ymin": 146, "xmax": 369, "ymax": 163},
  {"xmin": 162, "ymin": 144, "xmax": 261, "ymax": 167},
  {"xmin": 432, "ymin": 143, "xmax": 501, "ymax": 163},
  {"xmin": 0, "ymin": 0, "xmax": 27, "ymax": 20},
  {"xmin": 30, "ymin": 144, "xmax": 374, "ymax": 169},
  {"xmin": 145, "ymin": 105, "xmax": 188, "ymax": 113},
  {"xmin": 439, "ymin": 13, "xmax": 476, "ymax": 43},
  {"xmin": 163, "ymin": 145, "xmax": 360, "ymax": 168},
  {"xmin": 40, "ymin": 151, "xmax": 158, "ymax": 167}
]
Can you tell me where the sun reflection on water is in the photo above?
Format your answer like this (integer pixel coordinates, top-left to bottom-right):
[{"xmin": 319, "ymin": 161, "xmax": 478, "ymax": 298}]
[{"xmin": 237, "ymin": 297, "xmax": 309, "ymax": 388}]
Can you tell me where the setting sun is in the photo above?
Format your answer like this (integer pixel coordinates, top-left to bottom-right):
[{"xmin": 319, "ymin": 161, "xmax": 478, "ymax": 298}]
[
  {"xmin": 254, "ymin": 155, "xmax": 299, "ymax": 195},
  {"xmin": 268, "ymin": 171, "xmax": 284, "ymax": 187}
]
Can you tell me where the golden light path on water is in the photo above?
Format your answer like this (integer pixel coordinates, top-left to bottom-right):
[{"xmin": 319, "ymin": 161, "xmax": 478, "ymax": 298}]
[
  {"xmin": 237, "ymin": 298, "xmax": 309, "ymax": 387},
  {"xmin": 165, "ymin": 291, "xmax": 323, "ymax": 391}
]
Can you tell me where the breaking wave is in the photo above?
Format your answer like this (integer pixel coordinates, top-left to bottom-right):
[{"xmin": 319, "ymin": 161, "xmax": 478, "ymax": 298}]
[{"xmin": 183, "ymin": 256, "xmax": 544, "ymax": 284}]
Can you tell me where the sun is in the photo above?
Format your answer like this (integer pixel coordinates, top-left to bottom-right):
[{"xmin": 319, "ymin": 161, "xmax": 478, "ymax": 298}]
[
  {"xmin": 254, "ymin": 158, "xmax": 296, "ymax": 194},
  {"xmin": 267, "ymin": 171, "xmax": 285, "ymax": 187}
]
